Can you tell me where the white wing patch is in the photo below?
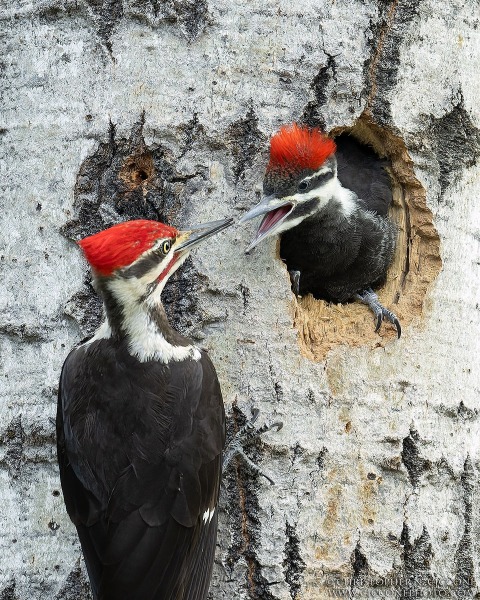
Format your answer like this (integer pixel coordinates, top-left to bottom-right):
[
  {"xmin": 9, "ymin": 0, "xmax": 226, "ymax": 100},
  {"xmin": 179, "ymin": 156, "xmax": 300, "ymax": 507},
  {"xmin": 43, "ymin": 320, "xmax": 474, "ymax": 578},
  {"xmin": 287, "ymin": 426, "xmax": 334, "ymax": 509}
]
[{"xmin": 202, "ymin": 507, "xmax": 215, "ymax": 524}]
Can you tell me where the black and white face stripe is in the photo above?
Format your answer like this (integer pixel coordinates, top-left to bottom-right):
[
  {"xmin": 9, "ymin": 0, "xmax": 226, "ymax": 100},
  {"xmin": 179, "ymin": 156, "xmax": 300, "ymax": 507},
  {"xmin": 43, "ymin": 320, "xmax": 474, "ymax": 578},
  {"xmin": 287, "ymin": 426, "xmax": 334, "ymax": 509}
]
[
  {"xmin": 119, "ymin": 238, "xmax": 175, "ymax": 280},
  {"xmin": 241, "ymin": 155, "xmax": 362, "ymax": 251},
  {"xmin": 297, "ymin": 164, "xmax": 335, "ymax": 194}
]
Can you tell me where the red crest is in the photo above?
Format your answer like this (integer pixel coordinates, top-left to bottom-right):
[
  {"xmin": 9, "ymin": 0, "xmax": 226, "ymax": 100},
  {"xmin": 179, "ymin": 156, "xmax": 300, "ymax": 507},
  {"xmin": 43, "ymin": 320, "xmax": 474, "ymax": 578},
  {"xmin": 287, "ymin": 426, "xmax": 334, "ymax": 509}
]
[
  {"xmin": 78, "ymin": 220, "xmax": 178, "ymax": 276},
  {"xmin": 267, "ymin": 124, "xmax": 336, "ymax": 173}
]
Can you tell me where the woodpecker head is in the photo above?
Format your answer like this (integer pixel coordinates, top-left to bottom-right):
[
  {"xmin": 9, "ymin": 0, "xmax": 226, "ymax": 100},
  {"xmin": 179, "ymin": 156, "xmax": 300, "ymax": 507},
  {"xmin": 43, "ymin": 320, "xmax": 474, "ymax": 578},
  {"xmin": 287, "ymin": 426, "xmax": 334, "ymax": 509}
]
[
  {"xmin": 240, "ymin": 124, "xmax": 337, "ymax": 251},
  {"xmin": 78, "ymin": 218, "xmax": 233, "ymax": 304}
]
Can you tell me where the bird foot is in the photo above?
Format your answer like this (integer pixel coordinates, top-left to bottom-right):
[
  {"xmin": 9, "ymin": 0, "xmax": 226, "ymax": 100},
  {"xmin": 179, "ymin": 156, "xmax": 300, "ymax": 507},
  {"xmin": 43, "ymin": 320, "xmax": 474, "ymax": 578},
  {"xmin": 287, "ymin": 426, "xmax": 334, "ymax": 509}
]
[
  {"xmin": 223, "ymin": 409, "xmax": 283, "ymax": 485},
  {"xmin": 355, "ymin": 288, "xmax": 401, "ymax": 338},
  {"xmin": 289, "ymin": 270, "xmax": 301, "ymax": 297}
]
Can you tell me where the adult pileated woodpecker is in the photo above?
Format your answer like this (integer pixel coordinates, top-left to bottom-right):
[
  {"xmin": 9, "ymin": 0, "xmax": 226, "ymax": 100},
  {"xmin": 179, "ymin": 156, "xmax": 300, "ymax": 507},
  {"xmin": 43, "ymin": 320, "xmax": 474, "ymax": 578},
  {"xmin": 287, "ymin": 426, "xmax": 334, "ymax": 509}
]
[
  {"xmin": 56, "ymin": 218, "xmax": 232, "ymax": 600},
  {"xmin": 240, "ymin": 124, "xmax": 401, "ymax": 337}
]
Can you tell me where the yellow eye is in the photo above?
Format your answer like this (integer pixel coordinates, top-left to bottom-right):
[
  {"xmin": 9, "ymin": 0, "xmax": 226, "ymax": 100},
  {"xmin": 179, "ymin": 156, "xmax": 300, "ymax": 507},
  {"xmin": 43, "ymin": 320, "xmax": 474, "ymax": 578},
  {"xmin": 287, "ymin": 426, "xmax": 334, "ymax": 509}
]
[{"xmin": 162, "ymin": 240, "xmax": 171, "ymax": 254}]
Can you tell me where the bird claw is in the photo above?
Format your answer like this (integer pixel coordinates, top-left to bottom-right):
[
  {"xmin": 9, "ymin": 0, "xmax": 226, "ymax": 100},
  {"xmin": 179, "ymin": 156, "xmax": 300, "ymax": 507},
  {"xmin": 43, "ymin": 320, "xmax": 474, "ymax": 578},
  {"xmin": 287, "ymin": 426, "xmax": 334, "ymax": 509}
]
[
  {"xmin": 355, "ymin": 288, "xmax": 401, "ymax": 338},
  {"xmin": 223, "ymin": 409, "xmax": 283, "ymax": 485},
  {"xmin": 289, "ymin": 270, "xmax": 301, "ymax": 297}
]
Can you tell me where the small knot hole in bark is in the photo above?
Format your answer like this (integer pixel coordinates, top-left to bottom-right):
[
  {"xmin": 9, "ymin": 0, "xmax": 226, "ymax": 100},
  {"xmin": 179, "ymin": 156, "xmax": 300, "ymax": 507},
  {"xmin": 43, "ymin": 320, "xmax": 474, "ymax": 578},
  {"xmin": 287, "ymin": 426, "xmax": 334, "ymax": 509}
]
[
  {"xmin": 119, "ymin": 153, "xmax": 155, "ymax": 190},
  {"xmin": 292, "ymin": 113, "xmax": 441, "ymax": 360}
]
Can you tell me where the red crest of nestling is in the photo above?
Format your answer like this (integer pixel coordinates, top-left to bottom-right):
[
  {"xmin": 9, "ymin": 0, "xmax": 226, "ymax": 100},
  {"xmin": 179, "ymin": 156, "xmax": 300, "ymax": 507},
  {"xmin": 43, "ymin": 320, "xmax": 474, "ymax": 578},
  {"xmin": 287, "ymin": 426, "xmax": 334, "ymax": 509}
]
[
  {"xmin": 78, "ymin": 220, "xmax": 178, "ymax": 276},
  {"xmin": 267, "ymin": 124, "xmax": 336, "ymax": 173}
]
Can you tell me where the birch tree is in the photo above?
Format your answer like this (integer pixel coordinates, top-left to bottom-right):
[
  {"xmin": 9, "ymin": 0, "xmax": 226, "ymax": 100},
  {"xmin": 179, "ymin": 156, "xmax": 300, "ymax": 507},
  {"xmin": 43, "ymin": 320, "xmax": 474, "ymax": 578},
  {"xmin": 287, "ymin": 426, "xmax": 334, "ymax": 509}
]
[{"xmin": 1, "ymin": 0, "xmax": 479, "ymax": 598}]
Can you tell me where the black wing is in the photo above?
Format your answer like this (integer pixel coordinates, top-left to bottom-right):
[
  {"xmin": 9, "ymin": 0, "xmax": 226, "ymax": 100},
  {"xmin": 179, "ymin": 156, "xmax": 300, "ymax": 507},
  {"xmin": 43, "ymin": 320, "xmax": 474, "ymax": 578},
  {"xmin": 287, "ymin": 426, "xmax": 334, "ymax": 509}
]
[
  {"xmin": 57, "ymin": 340, "xmax": 225, "ymax": 600},
  {"xmin": 335, "ymin": 134, "xmax": 393, "ymax": 217}
]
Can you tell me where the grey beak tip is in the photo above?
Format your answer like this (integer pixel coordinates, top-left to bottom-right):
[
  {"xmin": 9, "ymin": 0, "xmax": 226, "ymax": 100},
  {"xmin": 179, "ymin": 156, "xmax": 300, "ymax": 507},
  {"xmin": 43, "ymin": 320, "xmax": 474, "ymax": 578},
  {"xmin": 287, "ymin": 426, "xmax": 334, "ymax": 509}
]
[{"xmin": 244, "ymin": 241, "xmax": 258, "ymax": 254}]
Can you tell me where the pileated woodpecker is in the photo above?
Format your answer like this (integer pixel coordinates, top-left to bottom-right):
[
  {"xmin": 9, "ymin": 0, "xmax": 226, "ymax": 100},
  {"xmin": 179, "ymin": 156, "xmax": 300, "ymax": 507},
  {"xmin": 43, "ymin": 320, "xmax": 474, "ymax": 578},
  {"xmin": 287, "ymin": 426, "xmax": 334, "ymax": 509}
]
[
  {"xmin": 57, "ymin": 218, "xmax": 232, "ymax": 600},
  {"xmin": 240, "ymin": 124, "xmax": 401, "ymax": 337}
]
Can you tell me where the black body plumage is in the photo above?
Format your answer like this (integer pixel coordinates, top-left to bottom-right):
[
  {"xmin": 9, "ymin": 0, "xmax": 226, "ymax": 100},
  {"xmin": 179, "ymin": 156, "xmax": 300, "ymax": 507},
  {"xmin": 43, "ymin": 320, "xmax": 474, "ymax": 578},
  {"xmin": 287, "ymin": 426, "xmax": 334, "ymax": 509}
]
[
  {"xmin": 57, "ymin": 335, "xmax": 224, "ymax": 600},
  {"xmin": 56, "ymin": 218, "xmax": 233, "ymax": 599},
  {"xmin": 335, "ymin": 134, "xmax": 392, "ymax": 217},
  {"xmin": 280, "ymin": 136, "xmax": 396, "ymax": 302},
  {"xmin": 280, "ymin": 200, "xmax": 396, "ymax": 302}
]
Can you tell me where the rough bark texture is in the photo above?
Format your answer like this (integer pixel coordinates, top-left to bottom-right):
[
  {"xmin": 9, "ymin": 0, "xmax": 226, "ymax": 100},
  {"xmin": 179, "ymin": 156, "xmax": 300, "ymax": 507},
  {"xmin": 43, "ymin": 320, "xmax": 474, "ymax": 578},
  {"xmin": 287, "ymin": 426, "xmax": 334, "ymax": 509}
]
[{"xmin": 1, "ymin": 1, "xmax": 479, "ymax": 598}]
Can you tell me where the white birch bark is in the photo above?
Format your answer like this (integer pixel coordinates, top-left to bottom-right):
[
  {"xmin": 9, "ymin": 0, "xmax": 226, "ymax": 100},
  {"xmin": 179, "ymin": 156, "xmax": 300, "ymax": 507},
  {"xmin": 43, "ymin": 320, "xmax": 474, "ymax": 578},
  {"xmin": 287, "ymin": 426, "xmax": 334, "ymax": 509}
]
[{"xmin": 0, "ymin": 1, "xmax": 479, "ymax": 598}]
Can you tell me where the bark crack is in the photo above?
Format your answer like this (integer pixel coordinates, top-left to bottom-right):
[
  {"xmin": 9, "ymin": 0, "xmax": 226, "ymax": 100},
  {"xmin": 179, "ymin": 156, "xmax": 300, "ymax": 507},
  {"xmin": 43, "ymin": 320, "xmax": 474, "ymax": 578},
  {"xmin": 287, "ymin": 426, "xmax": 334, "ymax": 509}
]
[
  {"xmin": 453, "ymin": 456, "xmax": 476, "ymax": 598},
  {"xmin": 283, "ymin": 522, "xmax": 306, "ymax": 599},
  {"xmin": 365, "ymin": 0, "xmax": 400, "ymax": 116},
  {"xmin": 225, "ymin": 406, "xmax": 280, "ymax": 600}
]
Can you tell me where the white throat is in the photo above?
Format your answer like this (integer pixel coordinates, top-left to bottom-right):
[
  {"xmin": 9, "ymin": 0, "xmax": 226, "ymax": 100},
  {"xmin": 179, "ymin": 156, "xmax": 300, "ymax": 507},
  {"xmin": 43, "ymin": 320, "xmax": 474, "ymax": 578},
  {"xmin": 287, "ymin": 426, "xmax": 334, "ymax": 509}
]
[
  {"xmin": 278, "ymin": 176, "xmax": 357, "ymax": 233},
  {"xmin": 88, "ymin": 250, "xmax": 200, "ymax": 364},
  {"xmin": 109, "ymin": 276, "xmax": 200, "ymax": 363},
  {"xmin": 302, "ymin": 176, "xmax": 357, "ymax": 218},
  {"xmin": 328, "ymin": 178, "xmax": 357, "ymax": 218}
]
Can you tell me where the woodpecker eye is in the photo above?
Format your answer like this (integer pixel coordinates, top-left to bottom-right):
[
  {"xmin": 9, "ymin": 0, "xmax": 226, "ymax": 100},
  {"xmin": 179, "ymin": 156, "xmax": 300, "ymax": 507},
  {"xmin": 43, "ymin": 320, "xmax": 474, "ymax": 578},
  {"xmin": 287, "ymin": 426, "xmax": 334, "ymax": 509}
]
[
  {"xmin": 298, "ymin": 180, "xmax": 309, "ymax": 192},
  {"xmin": 162, "ymin": 240, "xmax": 171, "ymax": 254}
]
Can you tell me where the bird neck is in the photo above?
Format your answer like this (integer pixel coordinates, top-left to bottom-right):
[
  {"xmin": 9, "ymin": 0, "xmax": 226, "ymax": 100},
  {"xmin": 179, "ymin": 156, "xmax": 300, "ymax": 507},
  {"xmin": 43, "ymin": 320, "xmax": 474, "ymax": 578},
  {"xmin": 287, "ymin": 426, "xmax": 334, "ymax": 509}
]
[
  {"xmin": 91, "ymin": 277, "xmax": 199, "ymax": 364},
  {"xmin": 323, "ymin": 178, "xmax": 357, "ymax": 218},
  {"xmin": 290, "ymin": 180, "xmax": 358, "ymax": 239}
]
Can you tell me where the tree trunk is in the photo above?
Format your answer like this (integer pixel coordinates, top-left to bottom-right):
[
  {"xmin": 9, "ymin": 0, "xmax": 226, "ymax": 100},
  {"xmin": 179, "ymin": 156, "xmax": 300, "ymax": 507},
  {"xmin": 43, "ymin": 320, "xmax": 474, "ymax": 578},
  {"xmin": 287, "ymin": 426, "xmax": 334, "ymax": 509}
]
[{"xmin": 1, "ymin": 1, "xmax": 479, "ymax": 598}]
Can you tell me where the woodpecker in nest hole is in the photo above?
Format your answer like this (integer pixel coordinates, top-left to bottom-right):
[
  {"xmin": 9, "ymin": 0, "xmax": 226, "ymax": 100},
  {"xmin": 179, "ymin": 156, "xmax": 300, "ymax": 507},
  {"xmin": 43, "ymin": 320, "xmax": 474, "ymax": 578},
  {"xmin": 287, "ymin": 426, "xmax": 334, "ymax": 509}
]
[
  {"xmin": 57, "ymin": 218, "xmax": 235, "ymax": 600},
  {"xmin": 240, "ymin": 123, "xmax": 401, "ymax": 337}
]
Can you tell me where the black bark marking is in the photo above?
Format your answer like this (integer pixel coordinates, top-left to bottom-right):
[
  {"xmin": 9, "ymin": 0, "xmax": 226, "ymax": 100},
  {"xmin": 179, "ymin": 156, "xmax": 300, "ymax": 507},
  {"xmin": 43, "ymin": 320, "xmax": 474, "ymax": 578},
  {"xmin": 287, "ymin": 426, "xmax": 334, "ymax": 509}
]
[
  {"xmin": 62, "ymin": 116, "xmax": 207, "ymax": 339},
  {"xmin": 239, "ymin": 282, "xmax": 251, "ymax": 314},
  {"xmin": 64, "ymin": 277, "xmax": 103, "ymax": 339},
  {"xmin": 125, "ymin": 0, "xmax": 212, "ymax": 40},
  {"xmin": 302, "ymin": 53, "xmax": 337, "ymax": 129},
  {"xmin": 400, "ymin": 524, "xmax": 434, "ymax": 599},
  {"xmin": 2, "ymin": 416, "xmax": 25, "ymax": 478},
  {"xmin": 431, "ymin": 97, "xmax": 480, "ymax": 196},
  {"xmin": 163, "ymin": 258, "xmax": 210, "ymax": 339},
  {"xmin": 0, "ymin": 581, "xmax": 17, "ymax": 600},
  {"xmin": 457, "ymin": 401, "xmax": 478, "ymax": 421},
  {"xmin": 173, "ymin": 0, "xmax": 211, "ymax": 40},
  {"xmin": 0, "ymin": 322, "xmax": 47, "ymax": 342},
  {"xmin": 283, "ymin": 522, "xmax": 306, "ymax": 599},
  {"xmin": 225, "ymin": 406, "xmax": 280, "ymax": 600},
  {"xmin": 55, "ymin": 565, "xmax": 92, "ymax": 600},
  {"xmin": 306, "ymin": 388, "xmax": 315, "ymax": 405},
  {"xmin": 364, "ymin": 1, "xmax": 422, "ymax": 126},
  {"xmin": 63, "ymin": 115, "xmax": 193, "ymax": 241},
  {"xmin": 1, "ymin": 416, "xmax": 56, "ymax": 477},
  {"xmin": 85, "ymin": 0, "xmax": 124, "ymax": 57},
  {"xmin": 433, "ymin": 400, "xmax": 479, "ymax": 421},
  {"xmin": 267, "ymin": 354, "xmax": 284, "ymax": 404},
  {"xmin": 453, "ymin": 456, "xmax": 476, "ymax": 598},
  {"xmin": 227, "ymin": 106, "xmax": 264, "ymax": 182},
  {"xmin": 178, "ymin": 112, "xmax": 204, "ymax": 157},
  {"xmin": 401, "ymin": 428, "xmax": 431, "ymax": 487},
  {"xmin": 350, "ymin": 543, "xmax": 369, "ymax": 593},
  {"xmin": 290, "ymin": 443, "xmax": 305, "ymax": 466},
  {"xmin": 316, "ymin": 447, "xmax": 328, "ymax": 470}
]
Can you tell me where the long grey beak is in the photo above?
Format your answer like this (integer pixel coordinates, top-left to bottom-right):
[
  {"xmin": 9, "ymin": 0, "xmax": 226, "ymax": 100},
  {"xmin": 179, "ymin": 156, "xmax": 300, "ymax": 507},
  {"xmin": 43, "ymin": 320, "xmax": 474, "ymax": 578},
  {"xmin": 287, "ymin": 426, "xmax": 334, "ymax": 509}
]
[
  {"xmin": 238, "ymin": 196, "xmax": 281, "ymax": 223},
  {"xmin": 239, "ymin": 196, "xmax": 294, "ymax": 253},
  {"xmin": 175, "ymin": 218, "xmax": 234, "ymax": 252}
]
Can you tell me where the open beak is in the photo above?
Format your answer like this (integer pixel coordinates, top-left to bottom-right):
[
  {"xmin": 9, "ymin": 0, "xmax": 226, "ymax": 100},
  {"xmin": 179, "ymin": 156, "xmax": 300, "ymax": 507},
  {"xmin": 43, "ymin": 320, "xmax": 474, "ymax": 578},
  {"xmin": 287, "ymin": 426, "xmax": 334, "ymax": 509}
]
[
  {"xmin": 239, "ymin": 196, "xmax": 294, "ymax": 253},
  {"xmin": 174, "ymin": 218, "xmax": 234, "ymax": 254}
]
